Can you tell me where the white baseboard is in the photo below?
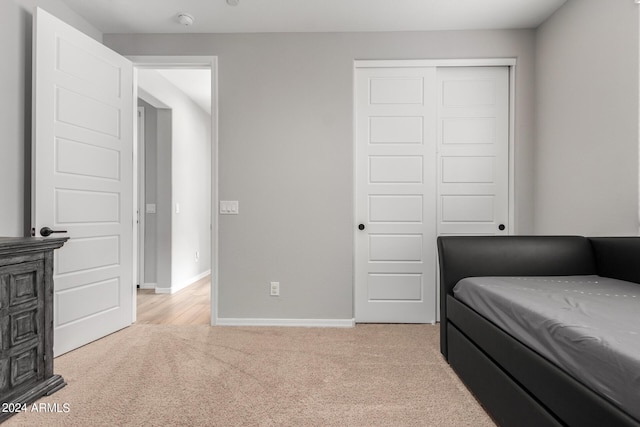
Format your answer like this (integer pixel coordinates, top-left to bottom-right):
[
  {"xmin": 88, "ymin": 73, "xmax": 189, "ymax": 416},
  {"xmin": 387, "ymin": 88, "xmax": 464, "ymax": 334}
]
[
  {"xmin": 155, "ymin": 270, "xmax": 211, "ymax": 295},
  {"xmin": 139, "ymin": 283, "xmax": 157, "ymax": 290},
  {"xmin": 215, "ymin": 318, "xmax": 355, "ymax": 328}
]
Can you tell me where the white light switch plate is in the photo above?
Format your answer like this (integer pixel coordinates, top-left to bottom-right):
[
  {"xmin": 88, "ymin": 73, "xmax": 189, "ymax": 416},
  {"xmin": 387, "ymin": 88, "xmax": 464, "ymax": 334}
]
[
  {"xmin": 145, "ymin": 203, "xmax": 156, "ymax": 214},
  {"xmin": 220, "ymin": 200, "xmax": 239, "ymax": 215}
]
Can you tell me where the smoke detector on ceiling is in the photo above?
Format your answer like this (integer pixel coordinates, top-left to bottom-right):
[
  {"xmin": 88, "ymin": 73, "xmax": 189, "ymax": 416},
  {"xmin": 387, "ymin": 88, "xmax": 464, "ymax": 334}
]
[{"xmin": 177, "ymin": 12, "xmax": 195, "ymax": 26}]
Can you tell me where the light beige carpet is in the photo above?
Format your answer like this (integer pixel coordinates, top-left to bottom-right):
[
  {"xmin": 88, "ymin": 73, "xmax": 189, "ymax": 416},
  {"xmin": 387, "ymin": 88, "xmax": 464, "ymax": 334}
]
[{"xmin": 5, "ymin": 324, "xmax": 495, "ymax": 427}]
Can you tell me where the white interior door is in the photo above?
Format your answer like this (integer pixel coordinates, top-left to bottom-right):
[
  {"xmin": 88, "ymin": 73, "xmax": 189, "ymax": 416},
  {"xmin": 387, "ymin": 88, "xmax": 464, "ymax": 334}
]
[
  {"xmin": 436, "ymin": 67, "xmax": 510, "ymax": 235},
  {"xmin": 32, "ymin": 8, "xmax": 134, "ymax": 356},
  {"xmin": 355, "ymin": 67, "xmax": 438, "ymax": 323}
]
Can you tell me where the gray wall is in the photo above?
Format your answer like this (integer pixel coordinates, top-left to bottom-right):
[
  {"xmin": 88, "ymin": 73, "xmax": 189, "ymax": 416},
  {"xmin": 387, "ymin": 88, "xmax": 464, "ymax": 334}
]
[
  {"xmin": 156, "ymin": 110, "xmax": 173, "ymax": 290},
  {"xmin": 105, "ymin": 30, "xmax": 537, "ymax": 320},
  {"xmin": 137, "ymin": 98, "xmax": 173, "ymax": 290},
  {"xmin": 535, "ymin": 0, "xmax": 639, "ymax": 235},
  {"xmin": 138, "ymin": 99, "xmax": 159, "ymax": 284},
  {"xmin": 1, "ymin": 0, "xmax": 101, "ymax": 237}
]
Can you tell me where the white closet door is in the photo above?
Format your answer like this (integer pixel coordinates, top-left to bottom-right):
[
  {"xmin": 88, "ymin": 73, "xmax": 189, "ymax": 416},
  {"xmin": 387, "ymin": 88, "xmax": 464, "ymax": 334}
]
[
  {"xmin": 436, "ymin": 67, "xmax": 510, "ymax": 236},
  {"xmin": 354, "ymin": 67, "xmax": 438, "ymax": 323},
  {"xmin": 354, "ymin": 63, "xmax": 511, "ymax": 324}
]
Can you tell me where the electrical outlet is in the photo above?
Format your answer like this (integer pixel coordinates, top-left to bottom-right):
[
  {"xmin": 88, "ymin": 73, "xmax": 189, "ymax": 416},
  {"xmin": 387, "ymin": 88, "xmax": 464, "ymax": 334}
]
[{"xmin": 270, "ymin": 281, "xmax": 279, "ymax": 296}]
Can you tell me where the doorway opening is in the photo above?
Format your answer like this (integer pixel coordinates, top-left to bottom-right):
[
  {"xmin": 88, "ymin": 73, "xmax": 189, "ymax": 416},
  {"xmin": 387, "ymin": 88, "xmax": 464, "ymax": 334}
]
[{"xmin": 130, "ymin": 57, "xmax": 219, "ymax": 326}]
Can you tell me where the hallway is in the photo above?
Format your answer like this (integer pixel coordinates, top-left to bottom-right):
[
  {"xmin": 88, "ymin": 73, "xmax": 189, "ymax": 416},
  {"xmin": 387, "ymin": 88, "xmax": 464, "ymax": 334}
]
[{"xmin": 136, "ymin": 276, "xmax": 210, "ymax": 325}]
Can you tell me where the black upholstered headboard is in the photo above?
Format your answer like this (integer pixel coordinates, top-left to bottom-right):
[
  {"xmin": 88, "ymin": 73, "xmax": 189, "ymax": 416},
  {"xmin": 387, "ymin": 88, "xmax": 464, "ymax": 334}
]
[{"xmin": 589, "ymin": 237, "xmax": 640, "ymax": 285}]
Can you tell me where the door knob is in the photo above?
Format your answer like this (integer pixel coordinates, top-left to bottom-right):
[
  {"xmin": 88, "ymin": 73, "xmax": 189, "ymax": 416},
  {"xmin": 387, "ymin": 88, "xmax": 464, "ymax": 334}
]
[
  {"xmin": 358, "ymin": 224, "xmax": 365, "ymax": 231},
  {"xmin": 40, "ymin": 227, "xmax": 68, "ymax": 237},
  {"xmin": 498, "ymin": 224, "xmax": 505, "ymax": 231}
]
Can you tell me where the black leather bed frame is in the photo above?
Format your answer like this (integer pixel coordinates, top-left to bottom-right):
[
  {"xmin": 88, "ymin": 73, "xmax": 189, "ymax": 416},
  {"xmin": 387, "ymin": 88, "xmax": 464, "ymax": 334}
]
[{"xmin": 437, "ymin": 236, "xmax": 640, "ymax": 427}]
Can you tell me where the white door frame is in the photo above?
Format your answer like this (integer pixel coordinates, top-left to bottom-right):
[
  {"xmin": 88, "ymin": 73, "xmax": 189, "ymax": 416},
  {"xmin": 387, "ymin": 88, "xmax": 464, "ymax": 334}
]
[
  {"xmin": 128, "ymin": 56, "xmax": 219, "ymax": 325},
  {"xmin": 353, "ymin": 58, "xmax": 517, "ymax": 322}
]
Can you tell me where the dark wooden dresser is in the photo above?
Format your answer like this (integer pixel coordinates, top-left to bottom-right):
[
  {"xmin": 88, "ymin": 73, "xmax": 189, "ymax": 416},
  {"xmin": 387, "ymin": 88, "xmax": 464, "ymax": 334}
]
[{"xmin": 0, "ymin": 237, "xmax": 68, "ymax": 421}]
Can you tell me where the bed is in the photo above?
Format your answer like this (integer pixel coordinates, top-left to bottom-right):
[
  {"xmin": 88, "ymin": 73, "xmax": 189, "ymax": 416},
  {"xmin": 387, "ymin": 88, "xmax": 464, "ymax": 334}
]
[{"xmin": 437, "ymin": 236, "xmax": 640, "ymax": 427}]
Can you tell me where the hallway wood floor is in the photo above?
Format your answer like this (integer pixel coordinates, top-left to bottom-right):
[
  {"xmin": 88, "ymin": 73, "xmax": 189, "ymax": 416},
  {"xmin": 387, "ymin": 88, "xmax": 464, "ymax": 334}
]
[{"xmin": 136, "ymin": 276, "xmax": 211, "ymax": 325}]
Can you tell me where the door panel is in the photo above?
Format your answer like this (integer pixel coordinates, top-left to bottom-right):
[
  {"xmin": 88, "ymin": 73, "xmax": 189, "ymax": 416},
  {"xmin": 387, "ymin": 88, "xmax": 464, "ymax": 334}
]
[
  {"xmin": 33, "ymin": 8, "xmax": 133, "ymax": 356},
  {"xmin": 369, "ymin": 78, "xmax": 424, "ymax": 104},
  {"xmin": 437, "ymin": 67, "xmax": 510, "ymax": 236},
  {"xmin": 369, "ymin": 156, "xmax": 423, "ymax": 183},
  {"xmin": 369, "ymin": 234, "xmax": 423, "ymax": 261},
  {"xmin": 442, "ymin": 157, "xmax": 494, "ymax": 183},
  {"xmin": 55, "ymin": 138, "xmax": 120, "ymax": 180},
  {"xmin": 355, "ymin": 67, "xmax": 437, "ymax": 323},
  {"xmin": 370, "ymin": 117, "xmax": 424, "ymax": 143},
  {"xmin": 368, "ymin": 274, "xmax": 422, "ymax": 300},
  {"xmin": 369, "ymin": 195, "xmax": 423, "ymax": 223},
  {"xmin": 442, "ymin": 118, "xmax": 496, "ymax": 144}
]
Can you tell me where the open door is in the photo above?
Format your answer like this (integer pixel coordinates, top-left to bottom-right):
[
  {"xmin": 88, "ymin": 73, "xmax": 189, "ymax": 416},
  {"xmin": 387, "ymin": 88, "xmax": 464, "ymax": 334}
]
[{"xmin": 32, "ymin": 8, "xmax": 134, "ymax": 356}]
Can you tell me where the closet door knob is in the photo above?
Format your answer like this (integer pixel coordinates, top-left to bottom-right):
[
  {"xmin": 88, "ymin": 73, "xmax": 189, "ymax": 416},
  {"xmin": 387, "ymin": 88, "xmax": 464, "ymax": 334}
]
[
  {"xmin": 358, "ymin": 224, "xmax": 365, "ymax": 231},
  {"xmin": 498, "ymin": 224, "xmax": 506, "ymax": 231}
]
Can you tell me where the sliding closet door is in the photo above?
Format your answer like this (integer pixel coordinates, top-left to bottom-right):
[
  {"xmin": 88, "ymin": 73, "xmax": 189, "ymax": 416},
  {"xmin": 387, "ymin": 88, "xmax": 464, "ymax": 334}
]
[
  {"xmin": 354, "ymin": 62, "xmax": 511, "ymax": 324},
  {"xmin": 354, "ymin": 67, "xmax": 438, "ymax": 323},
  {"xmin": 436, "ymin": 67, "xmax": 510, "ymax": 236}
]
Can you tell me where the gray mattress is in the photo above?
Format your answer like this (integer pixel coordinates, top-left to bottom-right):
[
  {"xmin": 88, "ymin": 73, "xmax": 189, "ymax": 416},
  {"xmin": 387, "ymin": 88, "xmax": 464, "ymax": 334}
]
[{"xmin": 454, "ymin": 275, "xmax": 640, "ymax": 421}]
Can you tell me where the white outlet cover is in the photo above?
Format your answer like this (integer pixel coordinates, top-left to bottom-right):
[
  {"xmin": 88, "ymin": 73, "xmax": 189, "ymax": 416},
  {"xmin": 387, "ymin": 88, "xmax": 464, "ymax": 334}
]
[{"xmin": 270, "ymin": 281, "xmax": 279, "ymax": 296}]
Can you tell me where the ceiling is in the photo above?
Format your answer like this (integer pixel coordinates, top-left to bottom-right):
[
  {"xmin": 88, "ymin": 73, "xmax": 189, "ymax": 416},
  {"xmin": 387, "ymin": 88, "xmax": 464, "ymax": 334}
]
[
  {"xmin": 69, "ymin": 0, "xmax": 566, "ymax": 116},
  {"xmin": 61, "ymin": 0, "xmax": 566, "ymax": 34},
  {"xmin": 155, "ymin": 69, "xmax": 212, "ymax": 114}
]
